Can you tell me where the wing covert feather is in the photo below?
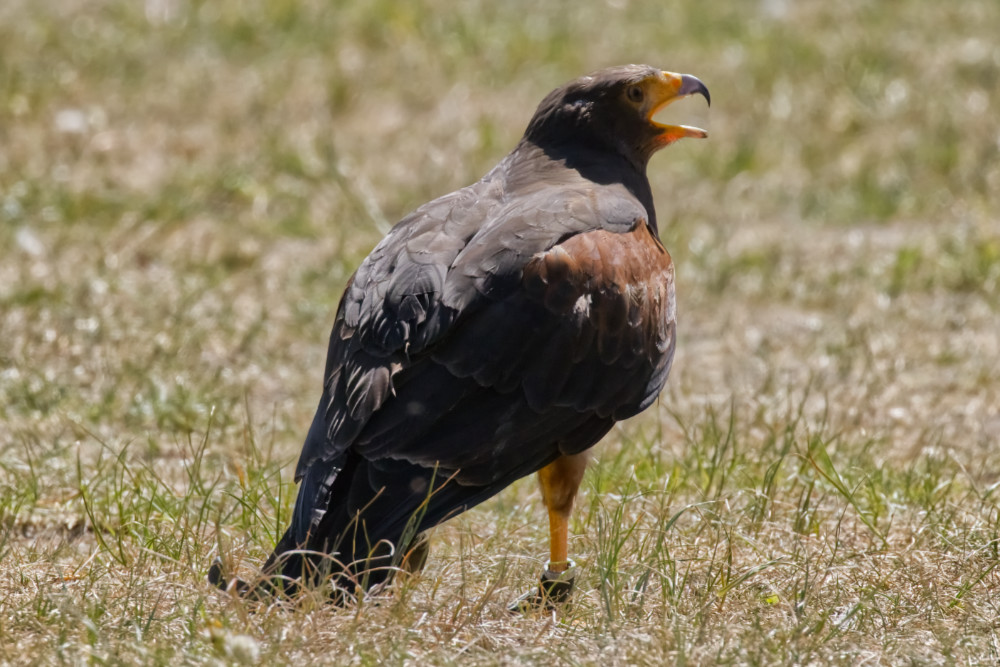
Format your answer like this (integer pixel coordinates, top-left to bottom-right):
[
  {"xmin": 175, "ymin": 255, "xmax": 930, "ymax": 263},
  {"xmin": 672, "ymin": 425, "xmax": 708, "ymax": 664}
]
[{"xmin": 295, "ymin": 175, "xmax": 667, "ymax": 480}]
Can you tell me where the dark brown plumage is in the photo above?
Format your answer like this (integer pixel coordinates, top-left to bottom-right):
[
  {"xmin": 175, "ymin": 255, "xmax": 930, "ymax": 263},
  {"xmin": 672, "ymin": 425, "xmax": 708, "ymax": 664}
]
[{"xmin": 211, "ymin": 65, "xmax": 710, "ymax": 605}]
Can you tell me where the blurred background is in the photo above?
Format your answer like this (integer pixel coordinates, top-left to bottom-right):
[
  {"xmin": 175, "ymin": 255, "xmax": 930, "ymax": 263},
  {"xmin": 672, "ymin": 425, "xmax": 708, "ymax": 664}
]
[
  {"xmin": 1, "ymin": 0, "xmax": 999, "ymax": 661},
  {"xmin": 3, "ymin": 0, "xmax": 997, "ymax": 449}
]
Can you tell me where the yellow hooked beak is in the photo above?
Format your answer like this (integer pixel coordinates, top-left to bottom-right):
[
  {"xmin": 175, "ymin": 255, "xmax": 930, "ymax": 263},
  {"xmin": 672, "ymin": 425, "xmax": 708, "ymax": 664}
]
[{"xmin": 647, "ymin": 71, "xmax": 710, "ymax": 146}]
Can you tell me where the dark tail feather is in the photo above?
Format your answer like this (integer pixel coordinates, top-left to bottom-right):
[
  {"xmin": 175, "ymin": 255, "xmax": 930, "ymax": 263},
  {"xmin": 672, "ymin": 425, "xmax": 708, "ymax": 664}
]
[
  {"xmin": 209, "ymin": 417, "xmax": 602, "ymax": 602},
  {"xmin": 253, "ymin": 452, "xmax": 519, "ymax": 600}
]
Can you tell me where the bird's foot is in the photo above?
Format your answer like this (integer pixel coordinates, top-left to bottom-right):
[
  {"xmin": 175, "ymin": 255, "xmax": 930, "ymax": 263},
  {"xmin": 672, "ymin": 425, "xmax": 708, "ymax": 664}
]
[
  {"xmin": 400, "ymin": 531, "xmax": 431, "ymax": 575},
  {"xmin": 508, "ymin": 560, "xmax": 577, "ymax": 612},
  {"xmin": 210, "ymin": 557, "xmax": 362, "ymax": 606},
  {"xmin": 208, "ymin": 558, "xmax": 283, "ymax": 602},
  {"xmin": 208, "ymin": 558, "xmax": 252, "ymax": 595}
]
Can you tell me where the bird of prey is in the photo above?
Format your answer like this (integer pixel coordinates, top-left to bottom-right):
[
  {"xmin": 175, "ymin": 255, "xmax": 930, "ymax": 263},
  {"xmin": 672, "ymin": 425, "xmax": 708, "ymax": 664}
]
[{"xmin": 210, "ymin": 64, "xmax": 709, "ymax": 609}]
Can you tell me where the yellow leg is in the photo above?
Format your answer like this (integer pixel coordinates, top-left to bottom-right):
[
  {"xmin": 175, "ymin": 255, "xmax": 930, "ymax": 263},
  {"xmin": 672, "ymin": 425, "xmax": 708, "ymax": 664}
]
[
  {"xmin": 546, "ymin": 509, "xmax": 570, "ymax": 571},
  {"xmin": 508, "ymin": 452, "xmax": 590, "ymax": 611},
  {"xmin": 400, "ymin": 531, "xmax": 431, "ymax": 575},
  {"xmin": 537, "ymin": 452, "xmax": 589, "ymax": 572}
]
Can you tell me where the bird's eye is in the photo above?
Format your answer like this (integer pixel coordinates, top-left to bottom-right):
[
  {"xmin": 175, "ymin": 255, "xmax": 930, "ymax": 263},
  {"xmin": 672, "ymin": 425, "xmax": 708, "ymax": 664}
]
[{"xmin": 627, "ymin": 85, "xmax": 644, "ymax": 104}]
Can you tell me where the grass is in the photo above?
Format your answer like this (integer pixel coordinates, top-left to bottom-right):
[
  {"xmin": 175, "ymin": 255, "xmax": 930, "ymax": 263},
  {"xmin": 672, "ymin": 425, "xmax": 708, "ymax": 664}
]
[{"xmin": 2, "ymin": 0, "xmax": 999, "ymax": 663}]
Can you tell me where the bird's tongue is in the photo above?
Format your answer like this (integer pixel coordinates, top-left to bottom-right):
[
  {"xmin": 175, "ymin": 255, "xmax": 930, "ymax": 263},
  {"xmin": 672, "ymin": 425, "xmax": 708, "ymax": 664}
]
[
  {"xmin": 651, "ymin": 95, "xmax": 709, "ymax": 143},
  {"xmin": 658, "ymin": 124, "xmax": 708, "ymax": 140}
]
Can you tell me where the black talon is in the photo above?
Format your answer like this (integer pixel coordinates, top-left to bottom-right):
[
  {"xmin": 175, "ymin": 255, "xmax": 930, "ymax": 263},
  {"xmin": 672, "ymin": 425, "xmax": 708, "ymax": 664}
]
[
  {"xmin": 508, "ymin": 562, "xmax": 577, "ymax": 612},
  {"xmin": 208, "ymin": 558, "xmax": 258, "ymax": 597},
  {"xmin": 207, "ymin": 558, "xmax": 226, "ymax": 589}
]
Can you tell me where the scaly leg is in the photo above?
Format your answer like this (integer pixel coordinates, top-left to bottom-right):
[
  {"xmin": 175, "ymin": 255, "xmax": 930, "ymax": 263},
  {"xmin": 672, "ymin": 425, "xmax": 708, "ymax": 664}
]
[
  {"xmin": 510, "ymin": 452, "xmax": 589, "ymax": 611},
  {"xmin": 400, "ymin": 531, "xmax": 431, "ymax": 575}
]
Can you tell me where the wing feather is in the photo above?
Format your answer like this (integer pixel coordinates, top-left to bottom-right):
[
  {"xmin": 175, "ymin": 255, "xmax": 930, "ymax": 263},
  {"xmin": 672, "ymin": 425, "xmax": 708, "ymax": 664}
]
[{"xmin": 294, "ymin": 173, "xmax": 670, "ymax": 490}]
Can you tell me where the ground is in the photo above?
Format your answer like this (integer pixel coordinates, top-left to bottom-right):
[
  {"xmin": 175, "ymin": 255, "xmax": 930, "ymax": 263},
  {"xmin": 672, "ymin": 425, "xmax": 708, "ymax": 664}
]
[{"xmin": 1, "ymin": 0, "xmax": 999, "ymax": 664}]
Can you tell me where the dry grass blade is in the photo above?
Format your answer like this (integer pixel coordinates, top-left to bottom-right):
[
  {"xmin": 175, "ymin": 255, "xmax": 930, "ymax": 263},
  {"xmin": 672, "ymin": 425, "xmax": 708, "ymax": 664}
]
[{"xmin": 1, "ymin": 0, "xmax": 999, "ymax": 663}]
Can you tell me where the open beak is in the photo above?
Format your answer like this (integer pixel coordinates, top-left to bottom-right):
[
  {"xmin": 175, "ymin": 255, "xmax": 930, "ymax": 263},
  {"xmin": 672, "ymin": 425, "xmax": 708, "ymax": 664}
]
[{"xmin": 649, "ymin": 72, "xmax": 710, "ymax": 145}]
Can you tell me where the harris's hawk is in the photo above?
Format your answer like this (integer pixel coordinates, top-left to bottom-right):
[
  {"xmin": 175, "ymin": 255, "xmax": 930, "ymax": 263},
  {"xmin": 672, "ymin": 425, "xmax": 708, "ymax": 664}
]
[{"xmin": 211, "ymin": 65, "xmax": 710, "ymax": 608}]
